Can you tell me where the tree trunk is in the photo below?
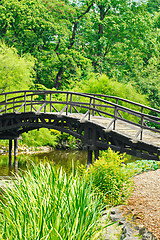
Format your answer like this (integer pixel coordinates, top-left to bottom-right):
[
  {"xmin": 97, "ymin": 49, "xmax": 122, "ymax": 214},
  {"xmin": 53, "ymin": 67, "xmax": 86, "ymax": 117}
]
[{"xmin": 54, "ymin": 67, "xmax": 64, "ymax": 89}]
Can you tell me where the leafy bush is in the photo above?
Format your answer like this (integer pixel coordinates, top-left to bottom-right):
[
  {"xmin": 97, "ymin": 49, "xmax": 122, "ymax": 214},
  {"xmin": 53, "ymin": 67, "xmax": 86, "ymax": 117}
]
[
  {"xmin": 84, "ymin": 148, "xmax": 131, "ymax": 206},
  {"xmin": 71, "ymin": 74, "xmax": 148, "ymax": 106},
  {"xmin": 68, "ymin": 74, "xmax": 149, "ymax": 123},
  {"xmin": 81, "ymin": 148, "xmax": 160, "ymax": 207},
  {"xmin": 0, "ymin": 164, "xmax": 107, "ymax": 240},
  {"xmin": 20, "ymin": 128, "xmax": 58, "ymax": 147},
  {"xmin": 0, "ymin": 41, "xmax": 34, "ymax": 93}
]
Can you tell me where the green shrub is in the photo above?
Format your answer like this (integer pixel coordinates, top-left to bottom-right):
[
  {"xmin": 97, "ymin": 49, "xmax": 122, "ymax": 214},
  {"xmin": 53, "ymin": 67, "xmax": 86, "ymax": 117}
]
[
  {"xmin": 123, "ymin": 160, "xmax": 160, "ymax": 178},
  {"xmin": 83, "ymin": 148, "xmax": 160, "ymax": 206},
  {"xmin": 20, "ymin": 128, "xmax": 58, "ymax": 147},
  {"xmin": 85, "ymin": 148, "xmax": 131, "ymax": 206},
  {"xmin": 67, "ymin": 74, "xmax": 149, "ymax": 123},
  {"xmin": 0, "ymin": 164, "xmax": 108, "ymax": 240},
  {"xmin": 71, "ymin": 74, "xmax": 148, "ymax": 106},
  {"xmin": 0, "ymin": 41, "xmax": 34, "ymax": 94}
]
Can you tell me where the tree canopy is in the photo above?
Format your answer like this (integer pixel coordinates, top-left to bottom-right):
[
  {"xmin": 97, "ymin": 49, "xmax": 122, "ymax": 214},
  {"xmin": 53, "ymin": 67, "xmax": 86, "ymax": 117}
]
[
  {"xmin": 0, "ymin": 41, "xmax": 34, "ymax": 92},
  {"xmin": 0, "ymin": 0, "xmax": 159, "ymax": 109}
]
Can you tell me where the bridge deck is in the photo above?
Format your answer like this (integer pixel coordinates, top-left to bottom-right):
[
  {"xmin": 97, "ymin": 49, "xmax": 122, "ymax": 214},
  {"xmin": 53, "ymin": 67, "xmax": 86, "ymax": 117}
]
[{"xmin": 68, "ymin": 113, "xmax": 160, "ymax": 148}]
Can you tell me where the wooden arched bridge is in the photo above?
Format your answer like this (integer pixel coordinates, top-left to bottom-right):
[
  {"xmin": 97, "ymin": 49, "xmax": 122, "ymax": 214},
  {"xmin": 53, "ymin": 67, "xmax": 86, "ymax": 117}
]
[{"xmin": 0, "ymin": 90, "xmax": 160, "ymax": 166}]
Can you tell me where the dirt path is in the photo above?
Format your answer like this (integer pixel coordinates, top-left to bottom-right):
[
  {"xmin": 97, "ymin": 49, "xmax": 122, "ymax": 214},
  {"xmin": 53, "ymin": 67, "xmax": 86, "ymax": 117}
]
[{"xmin": 124, "ymin": 169, "xmax": 160, "ymax": 239}]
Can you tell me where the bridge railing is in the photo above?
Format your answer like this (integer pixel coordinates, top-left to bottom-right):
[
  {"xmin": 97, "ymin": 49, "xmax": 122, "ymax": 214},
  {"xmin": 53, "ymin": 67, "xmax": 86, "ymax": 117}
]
[{"xmin": 0, "ymin": 90, "xmax": 159, "ymax": 140}]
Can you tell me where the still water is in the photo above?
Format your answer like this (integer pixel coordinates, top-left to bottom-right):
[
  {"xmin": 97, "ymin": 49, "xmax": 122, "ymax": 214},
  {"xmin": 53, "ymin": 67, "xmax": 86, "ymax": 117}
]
[
  {"xmin": 0, "ymin": 149, "xmax": 140, "ymax": 177},
  {"xmin": 0, "ymin": 149, "xmax": 87, "ymax": 177}
]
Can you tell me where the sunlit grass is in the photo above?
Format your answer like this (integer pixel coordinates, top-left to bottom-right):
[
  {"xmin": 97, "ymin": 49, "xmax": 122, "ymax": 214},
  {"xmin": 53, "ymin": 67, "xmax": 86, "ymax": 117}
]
[{"xmin": 0, "ymin": 163, "xmax": 109, "ymax": 240}]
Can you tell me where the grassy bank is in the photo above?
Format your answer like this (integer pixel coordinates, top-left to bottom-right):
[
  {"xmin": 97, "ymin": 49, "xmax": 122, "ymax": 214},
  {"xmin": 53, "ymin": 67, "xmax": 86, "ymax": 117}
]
[
  {"xmin": 0, "ymin": 149, "xmax": 159, "ymax": 239},
  {"xmin": 0, "ymin": 164, "xmax": 108, "ymax": 240}
]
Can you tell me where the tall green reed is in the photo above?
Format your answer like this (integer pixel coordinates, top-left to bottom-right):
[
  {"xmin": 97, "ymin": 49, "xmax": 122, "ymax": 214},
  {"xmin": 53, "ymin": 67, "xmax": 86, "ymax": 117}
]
[{"xmin": 0, "ymin": 164, "xmax": 107, "ymax": 240}]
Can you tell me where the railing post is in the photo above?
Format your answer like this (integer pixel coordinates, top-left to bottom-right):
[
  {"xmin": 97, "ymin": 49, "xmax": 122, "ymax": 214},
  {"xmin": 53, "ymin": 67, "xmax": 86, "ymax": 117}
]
[
  {"xmin": 31, "ymin": 95, "xmax": 33, "ymax": 112},
  {"xmin": 140, "ymin": 107, "xmax": 144, "ymax": 140},
  {"xmin": 44, "ymin": 94, "xmax": 47, "ymax": 113},
  {"xmin": 50, "ymin": 93, "xmax": 52, "ymax": 112},
  {"xmin": 92, "ymin": 97, "xmax": 95, "ymax": 116},
  {"xmin": 5, "ymin": 94, "xmax": 7, "ymax": 113},
  {"xmin": 113, "ymin": 99, "xmax": 118, "ymax": 130},
  {"xmin": 13, "ymin": 99, "xmax": 15, "ymax": 113},
  {"xmin": 88, "ymin": 97, "xmax": 92, "ymax": 120},
  {"xmin": 24, "ymin": 92, "xmax": 26, "ymax": 113},
  {"xmin": 70, "ymin": 93, "xmax": 72, "ymax": 114},
  {"xmin": 66, "ymin": 93, "xmax": 69, "ymax": 115}
]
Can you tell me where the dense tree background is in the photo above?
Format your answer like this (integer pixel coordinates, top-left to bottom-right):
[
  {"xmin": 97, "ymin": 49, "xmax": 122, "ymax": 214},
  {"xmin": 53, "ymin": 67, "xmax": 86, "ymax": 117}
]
[
  {"xmin": 0, "ymin": 0, "xmax": 159, "ymax": 109},
  {"xmin": 0, "ymin": 41, "xmax": 34, "ymax": 92}
]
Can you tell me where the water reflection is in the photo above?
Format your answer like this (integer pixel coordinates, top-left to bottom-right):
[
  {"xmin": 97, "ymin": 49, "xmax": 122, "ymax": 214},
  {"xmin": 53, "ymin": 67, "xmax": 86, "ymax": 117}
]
[
  {"xmin": 0, "ymin": 149, "xmax": 142, "ymax": 177},
  {"xmin": 0, "ymin": 149, "xmax": 87, "ymax": 177}
]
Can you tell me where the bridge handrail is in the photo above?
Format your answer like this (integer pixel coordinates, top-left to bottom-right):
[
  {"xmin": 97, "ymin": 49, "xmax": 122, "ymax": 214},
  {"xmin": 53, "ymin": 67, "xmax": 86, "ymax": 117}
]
[
  {"xmin": 87, "ymin": 93, "xmax": 160, "ymax": 114},
  {"xmin": 0, "ymin": 90, "xmax": 159, "ymax": 114},
  {"xmin": 1, "ymin": 90, "xmax": 159, "ymax": 120},
  {"xmin": 0, "ymin": 90, "xmax": 159, "ymax": 141}
]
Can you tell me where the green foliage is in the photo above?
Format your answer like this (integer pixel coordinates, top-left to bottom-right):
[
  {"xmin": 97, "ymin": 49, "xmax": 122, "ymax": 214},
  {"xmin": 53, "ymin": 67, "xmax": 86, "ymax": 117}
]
[
  {"xmin": 122, "ymin": 160, "xmax": 160, "ymax": 178},
  {"xmin": 20, "ymin": 128, "xmax": 58, "ymax": 147},
  {"xmin": 0, "ymin": 0, "xmax": 93, "ymax": 89},
  {"xmin": 0, "ymin": 0, "xmax": 54, "ymax": 54},
  {"xmin": 72, "ymin": 74, "xmax": 147, "ymax": 104},
  {"xmin": 146, "ymin": 0, "xmax": 160, "ymax": 14},
  {"xmin": 85, "ymin": 148, "xmax": 131, "ymax": 206},
  {"xmin": 154, "ymin": 11, "xmax": 160, "ymax": 28},
  {"xmin": 70, "ymin": 74, "xmax": 149, "ymax": 122},
  {"xmin": 0, "ymin": 0, "xmax": 58, "ymax": 88},
  {"xmin": 80, "ymin": 148, "xmax": 160, "ymax": 206},
  {"xmin": 130, "ymin": 54, "xmax": 160, "ymax": 110},
  {"xmin": 56, "ymin": 132, "xmax": 83, "ymax": 149},
  {"xmin": 0, "ymin": 41, "xmax": 34, "ymax": 92},
  {"xmin": 0, "ymin": 164, "xmax": 107, "ymax": 239}
]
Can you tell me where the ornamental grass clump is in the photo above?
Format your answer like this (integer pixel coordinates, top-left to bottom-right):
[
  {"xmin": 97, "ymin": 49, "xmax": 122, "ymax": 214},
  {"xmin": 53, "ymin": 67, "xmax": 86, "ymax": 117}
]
[
  {"xmin": 85, "ymin": 148, "xmax": 132, "ymax": 206},
  {"xmin": 0, "ymin": 164, "xmax": 107, "ymax": 240}
]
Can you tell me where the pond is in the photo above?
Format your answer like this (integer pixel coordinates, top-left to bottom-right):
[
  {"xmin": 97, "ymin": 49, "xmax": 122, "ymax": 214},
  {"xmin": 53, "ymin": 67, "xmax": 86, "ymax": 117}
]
[
  {"xmin": 0, "ymin": 149, "xmax": 87, "ymax": 177},
  {"xmin": 0, "ymin": 149, "xmax": 141, "ymax": 177}
]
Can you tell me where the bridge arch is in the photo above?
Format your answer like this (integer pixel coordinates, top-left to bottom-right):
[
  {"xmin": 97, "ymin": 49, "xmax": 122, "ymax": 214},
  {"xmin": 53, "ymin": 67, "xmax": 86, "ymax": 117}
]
[{"xmin": 0, "ymin": 90, "xmax": 159, "ymax": 165}]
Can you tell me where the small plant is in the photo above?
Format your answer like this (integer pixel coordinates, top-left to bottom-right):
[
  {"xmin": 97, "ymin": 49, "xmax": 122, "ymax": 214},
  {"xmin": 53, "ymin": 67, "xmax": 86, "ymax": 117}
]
[
  {"xmin": 123, "ymin": 160, "xmax": 160, "ymax": 178},
  {"xmin": 85, "ymin": 148, "xmax": 132, "ymax": 206}
]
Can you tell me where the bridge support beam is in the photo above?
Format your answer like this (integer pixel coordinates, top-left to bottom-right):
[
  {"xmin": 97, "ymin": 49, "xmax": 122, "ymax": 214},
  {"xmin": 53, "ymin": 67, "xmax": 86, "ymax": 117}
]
[
  {"xmin": 87, "ymin": 147, "xmax": 93, "ymax": 168},
  {"xmin": 9, "ymin": 139, "xmax": 12, "ymax": 166},
  {"xmin": 87, "ymin": 147, "xmax": 99, "ymax": 167},
  {"xmin": 94, "ymin": 149, "xmax": 99, "ymax": 160},
  {"xmin": 14, "ymin": 138, "xmax": 18, "ymax": 171}
]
